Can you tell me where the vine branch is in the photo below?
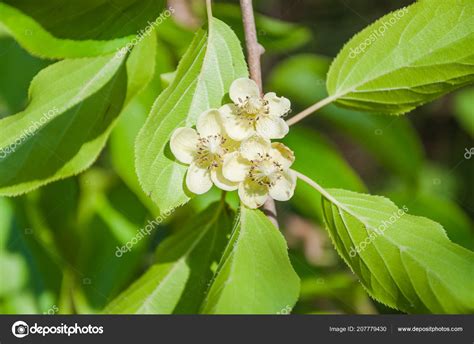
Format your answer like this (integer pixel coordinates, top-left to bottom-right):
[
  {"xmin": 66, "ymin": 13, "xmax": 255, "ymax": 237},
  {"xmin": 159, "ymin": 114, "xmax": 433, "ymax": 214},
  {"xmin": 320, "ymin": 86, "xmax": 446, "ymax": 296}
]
[{"xmin": 239, "ymin": 0, "xmax": 278, "ymax": 228}]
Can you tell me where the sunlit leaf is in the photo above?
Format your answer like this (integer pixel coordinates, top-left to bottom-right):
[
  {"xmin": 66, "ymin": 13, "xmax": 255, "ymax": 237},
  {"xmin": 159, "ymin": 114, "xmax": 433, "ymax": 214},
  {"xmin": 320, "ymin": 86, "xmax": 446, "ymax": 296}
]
[
  {"xmin": 386, "ymin": 190, "xmax": 474, "ymax": 250},
  {"xmin": 327, "ymin": 0, "xmax": 474, "ymax": 114},
  {"xmin": 201, "ymin": 207, "xmax": 300, "ymax": 314},
  {"xmin": 110, "ymin": 38, "xmax": 174, "ymax": 215},
  {"xmin": 321, "ymin": 189, "xmax": 474, "ymax": 313},
  {"xmin": 0, "ymin": 53, "xmax": 127, "ymax": 196},
  {"xmin": 135, "ymin": 18, "xmax": 248, "ymax": 215}
]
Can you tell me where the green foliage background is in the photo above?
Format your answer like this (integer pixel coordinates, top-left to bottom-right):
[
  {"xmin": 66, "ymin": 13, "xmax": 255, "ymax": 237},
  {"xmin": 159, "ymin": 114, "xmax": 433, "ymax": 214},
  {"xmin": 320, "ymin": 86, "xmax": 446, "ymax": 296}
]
[{"xmin": 0, "ymin": 0, "xmax": 472, "ymax": 314}]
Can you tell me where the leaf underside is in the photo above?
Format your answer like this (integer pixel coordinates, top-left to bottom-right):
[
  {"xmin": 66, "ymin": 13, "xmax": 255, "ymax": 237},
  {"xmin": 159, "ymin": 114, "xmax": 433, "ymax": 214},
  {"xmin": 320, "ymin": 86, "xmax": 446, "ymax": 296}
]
[
  {"xmin": 327, "ymin": 0, "xmax": 474, "ymax": 114},
  {"xmin": 322, "ymin": 189, "xmax": 474, "ymax": 314}
]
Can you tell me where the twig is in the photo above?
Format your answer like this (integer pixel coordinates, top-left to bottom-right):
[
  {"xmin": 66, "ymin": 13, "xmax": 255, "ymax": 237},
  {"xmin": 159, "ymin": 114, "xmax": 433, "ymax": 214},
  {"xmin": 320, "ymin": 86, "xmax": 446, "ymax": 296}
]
[
  {"xmin": 168, "ymin": 0, "xmax": 201, "ymax": 29},
  {"xmin": 240, "ymin": 0, "xmax": 265, "ymax": 91},
  {"xmin": 286, "ymin": 95, "xmax": 337, "ymax": 126},
  {"xmin": 239, "ymin": 0, "xmax": 278, "ymax": 228}
]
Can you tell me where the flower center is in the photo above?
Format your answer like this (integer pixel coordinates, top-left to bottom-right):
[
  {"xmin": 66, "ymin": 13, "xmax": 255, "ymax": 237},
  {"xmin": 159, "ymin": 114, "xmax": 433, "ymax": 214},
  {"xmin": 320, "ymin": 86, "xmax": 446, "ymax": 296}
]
[
  {"xmin": 237, "ymin": 96, "xmax": 269, "ymax": 123},
  {"xmin": 248, "ymin": 153, "xmax": 283, "ymax": 187},
  {"xmin": 196, "ymin": 134, "xmax": 228, "ymax": 169}
]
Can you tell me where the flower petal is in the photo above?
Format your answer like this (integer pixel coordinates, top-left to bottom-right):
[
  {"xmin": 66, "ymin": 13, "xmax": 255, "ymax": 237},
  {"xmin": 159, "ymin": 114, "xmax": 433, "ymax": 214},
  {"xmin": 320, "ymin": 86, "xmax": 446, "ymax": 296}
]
[
  {"xmin": 170, "ymin": 127, "xmax": 198, "ymax": 164},
  {"xmin": 196, "ymin": 109, "xmax": 223, "ymax": 137},
  {"xmin": 185, "ymin": 163, "xmax": 212, "ymax": 194},
  {"xmin": 271, "ymin": 142, "xmax": 295, "ymax": 169},
  {"xmin": 238, "ymin": 180, "xmax": 268, "ymax": 209},
  {"xmin": 269, "ymin": 169, "xmax": 297, "ymax": 201},
  {"xmin": 219, "ymin": 104, "xmax": 254, "ymax": 141},
  {"xmin": 222, "ymin": 152, "xmax": 251, "ymax": 182},
  {"xmin": 211, "ymin": 166, "xmax": 239, "ymax": 191},
  {"xmin": 255, "ymin": 116, "xmax": 289, "ymax": 139},
  {"xmin": 240, "ymin": 135, "xmax": 271, "ymax": 161},
  {"xmin": 229, "ymin": 77, "xmax": 260, "ymax": 104},
  {"xmin": 264, "ymin": 92, "xmax": 291, "ymax": 117}
]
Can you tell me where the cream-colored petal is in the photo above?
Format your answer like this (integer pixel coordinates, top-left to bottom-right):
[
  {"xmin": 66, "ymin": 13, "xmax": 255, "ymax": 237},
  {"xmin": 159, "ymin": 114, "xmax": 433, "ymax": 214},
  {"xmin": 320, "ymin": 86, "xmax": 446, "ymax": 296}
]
[
  {"xmin": 269, "ymin": 169, "xmax": 297, "ymax": 201},
  {"xmin": 170, "ymin": 127, "xmax": 198, "ymax": 164},
  {"xmin": 196, "ymin": 109, "xmax": 223, "ymax": 137},
  {"xmin": 240, "ymin": 135, "xmax": 271, "ymax": 161},
  {"xmin": 211, "ymin": 166, "xmax": 239, "ymax": 191},
  {"xmin": 219, "ymin": 104, "xmax": 254, "ymax": 141},
  {"xmin": 229, "ymin": 77, "xmax": 260, "ymax": 104},
  {"xmin": 255, "ymin": 116, "xmax": 289, "ymax": 139},
  {"xmin": 222, "ymin": 152, "xmax": 251, "ymax": 182},
  {"xmin": 270, "ymin": 142, "xmax": 295, "ymax": 169},
  {"xmin": 185, "ymin": 163, "xmax": 212, "ymax": 194},
  {"xmin": 264, "ymin": 92, "xmax": 291, "ymax": 117},
  {"xmin": 238, "ymin": 180, "xmax": 268, "ymax": 209}
]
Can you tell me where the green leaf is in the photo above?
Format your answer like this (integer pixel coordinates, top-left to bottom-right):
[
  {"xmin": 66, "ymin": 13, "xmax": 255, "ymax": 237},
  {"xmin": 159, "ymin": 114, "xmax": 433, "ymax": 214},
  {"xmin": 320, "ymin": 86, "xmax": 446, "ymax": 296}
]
[
  {"xmin": 268, "ymin": 54, "xmax": 423, "ymax": 182},
  {"xmin": 201, "ymin": 207, "xmax": 300, "ymax": 314},
  {"xmin": 327, "ymin": 0, "xmax": 474, "ymax": 114},
  {"xmin": 283, "ymin": 126, "xmax": 366, "ymax": 222},
  {"xmin": 75, "ymin": 170, "xmax": 152, "ymax": 311},
  {"xmin": 110, "ymin": 39, "xmax": 174, "ymax": 216},
  {"xmin": 386, "ymin": 190, "xmax": 474, "ymax": 250},
  {"xmin": 0, "ymin": 53, "xmax": 127, "ymax": 196},
  {"xmin": 160, "ymin": 71, "xmax": 177, "ymax": 89},
  {"xmin": 0, "ymin": 37, "xmax": 50, "ymax": 117},
  {"xmin": 213, "ymin": 3, "xmax": 311, "ymax": 53},
  {"xmin": 321, "ymin": 189, "xmax": 474, "ymax": 313},
  {"xmin": 135, "ymin": 18, "xmax": 248, "ymax": 215},
  {"xmin": 0, "ymin": 1, "xmax": 167, "ymax": 59},
  {"xmin": 123, "ymin": 31, "xmax": 157, "ymax": 105},
  {"xmin": 103, "ymin": 201, "xmax": 234, "ymax": 314},
  {"xmin": 453, "ymin": 87, "xmax": 474, "ymax": 137}
]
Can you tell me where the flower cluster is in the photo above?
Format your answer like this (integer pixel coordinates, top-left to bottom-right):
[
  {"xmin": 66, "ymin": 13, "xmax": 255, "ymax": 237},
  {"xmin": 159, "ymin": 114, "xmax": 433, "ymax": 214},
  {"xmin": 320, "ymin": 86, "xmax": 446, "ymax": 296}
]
[{"xmin": 170, "ymin": 78, "xmax": 296, "ymax": 209}]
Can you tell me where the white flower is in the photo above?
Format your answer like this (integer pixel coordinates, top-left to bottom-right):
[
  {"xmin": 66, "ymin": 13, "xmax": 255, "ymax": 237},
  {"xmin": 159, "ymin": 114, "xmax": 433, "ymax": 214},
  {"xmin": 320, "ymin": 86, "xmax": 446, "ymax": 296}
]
[
  {"xmin": 219, "ymin": 78, "xmax": 291, "ymax": 141},
  {"xmin": 222, "ymin": 136, "xmax": 297, "ymax": 209},
  {"xmin": 170, "ymin": 109, "xmax": 239, "ymax": 194}
]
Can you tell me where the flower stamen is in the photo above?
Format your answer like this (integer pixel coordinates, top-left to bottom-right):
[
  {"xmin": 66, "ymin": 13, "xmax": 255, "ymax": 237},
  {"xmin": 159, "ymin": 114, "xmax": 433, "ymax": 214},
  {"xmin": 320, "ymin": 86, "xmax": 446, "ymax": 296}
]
[
  {"xmin": 236, "ymin": 95, "xmax": 270, "ymax": 125},
  {"xmin": 195, "ymin": 134, "xmax": 228, "ymax": 169},
  {"xmin": 247, "ymin": 153, "xmax": 284, "ymax": 187}
]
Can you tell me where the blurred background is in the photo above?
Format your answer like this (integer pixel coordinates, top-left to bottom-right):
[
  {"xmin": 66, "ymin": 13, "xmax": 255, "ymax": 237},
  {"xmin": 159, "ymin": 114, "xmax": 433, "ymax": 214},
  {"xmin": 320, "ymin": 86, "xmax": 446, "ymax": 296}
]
[{"xmin": 0, "ymin": 0, "xmax": 472, "ymax": 314}]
